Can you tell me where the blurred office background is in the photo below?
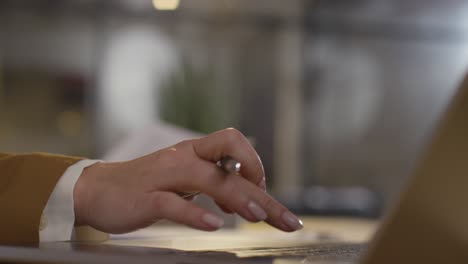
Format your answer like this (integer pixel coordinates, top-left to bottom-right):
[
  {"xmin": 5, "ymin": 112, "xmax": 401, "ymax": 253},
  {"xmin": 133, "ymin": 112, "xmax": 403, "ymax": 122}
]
[{"xmin": 1, "ymin": 0, "xmax": 468, "ymax": 218}]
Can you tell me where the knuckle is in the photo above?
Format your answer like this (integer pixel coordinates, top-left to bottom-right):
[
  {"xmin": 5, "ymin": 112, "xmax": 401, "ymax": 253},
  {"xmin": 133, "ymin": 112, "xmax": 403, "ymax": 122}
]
[
  {"xmin": 224, "ymin": 128, "xmax": 245, "ymax": 144},
  {"xmin": 157, "ymin": 148, "xmax": 179, "ymax": 164},
  {"xmin": 175, "ymin": 139, "xmax": 195, "ymax": 149},
  {"xmin": 156, "ymin": 148, "xmax": 189, "ymax": 172},
  {"xmin": 260, "ymin": 196, "xmax": 278, "ymax": 212}
]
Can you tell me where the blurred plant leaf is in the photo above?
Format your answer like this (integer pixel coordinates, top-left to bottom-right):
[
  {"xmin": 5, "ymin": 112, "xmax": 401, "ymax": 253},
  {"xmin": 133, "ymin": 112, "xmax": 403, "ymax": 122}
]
[{"xmin": 160, "ymin": 62, "xmax": 235, "ymax": 134}]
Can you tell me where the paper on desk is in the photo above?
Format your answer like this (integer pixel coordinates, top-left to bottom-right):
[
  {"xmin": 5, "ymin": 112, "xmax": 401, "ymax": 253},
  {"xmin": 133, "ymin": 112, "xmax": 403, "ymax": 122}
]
[{"xmin": 104, "ymin": 227, "xmax": 364, "ymax": 263}]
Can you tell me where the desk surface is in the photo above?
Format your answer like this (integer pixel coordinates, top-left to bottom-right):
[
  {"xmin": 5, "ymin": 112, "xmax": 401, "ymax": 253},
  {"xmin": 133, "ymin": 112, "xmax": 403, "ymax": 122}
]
[{"xmin": 1, "ymin": 217, "xmax": 377, "ymax": 264}]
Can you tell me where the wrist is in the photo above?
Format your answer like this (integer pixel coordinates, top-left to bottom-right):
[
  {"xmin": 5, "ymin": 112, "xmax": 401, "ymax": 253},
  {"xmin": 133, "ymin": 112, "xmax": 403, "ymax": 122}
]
[{"xmin": 73, "ymin": 162, "xmax": 101, "ymax": 226}]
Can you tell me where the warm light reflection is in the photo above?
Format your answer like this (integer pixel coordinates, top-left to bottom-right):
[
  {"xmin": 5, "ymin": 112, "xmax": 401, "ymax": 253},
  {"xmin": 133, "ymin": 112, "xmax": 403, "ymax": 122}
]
[{"xmin": 152, "ymin": 0, "xmax": 180, "ymax": 11}]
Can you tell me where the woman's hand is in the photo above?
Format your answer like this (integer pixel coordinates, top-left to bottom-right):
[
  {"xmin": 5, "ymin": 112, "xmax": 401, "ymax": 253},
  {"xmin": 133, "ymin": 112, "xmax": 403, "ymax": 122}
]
[{"xmin": 73, "ymin": 128, "xmax": 303, "ymax": 234}]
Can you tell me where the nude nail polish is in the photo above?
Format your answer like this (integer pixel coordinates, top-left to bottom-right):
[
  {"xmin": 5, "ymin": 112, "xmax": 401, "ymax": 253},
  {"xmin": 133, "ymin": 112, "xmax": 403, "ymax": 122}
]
[
  {"xmin": 281, "ymin": 211, "xmax": 303, "ymax": 230},
  {"xmin": 202, "ymin": 213, "xmax": 224, "ymax": 229},
  {"xmin": 247, "ymin": 201, "xmax": 268, "ymax": 221}
]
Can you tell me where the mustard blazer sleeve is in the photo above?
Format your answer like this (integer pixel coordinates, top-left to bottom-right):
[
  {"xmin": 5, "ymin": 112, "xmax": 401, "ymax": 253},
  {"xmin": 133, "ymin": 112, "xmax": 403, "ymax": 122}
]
[{"xmin": 0, "ymin": 152, "xmax": 83, "ymax": 245}]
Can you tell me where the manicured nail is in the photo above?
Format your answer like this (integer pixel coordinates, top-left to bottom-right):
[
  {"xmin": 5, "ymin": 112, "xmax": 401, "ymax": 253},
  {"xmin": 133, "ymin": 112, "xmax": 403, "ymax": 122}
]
[
  {"xmin": 281, "ymin": 211, "xmax": 303, "ymax": 230},
  {"xmin": 247, "ymin": 201, "xmax": 268, "ymax": 221},
  {"xmin": 202, "ymin": 213, "xmax": 224, "ymax": 229}
]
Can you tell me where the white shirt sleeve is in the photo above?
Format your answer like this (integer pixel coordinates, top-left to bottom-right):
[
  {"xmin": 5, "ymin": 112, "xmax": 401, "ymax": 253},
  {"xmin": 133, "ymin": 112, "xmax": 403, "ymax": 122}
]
[{"xmin": 39, "ymin": 159, "xmax": 100, "ymax": 242}]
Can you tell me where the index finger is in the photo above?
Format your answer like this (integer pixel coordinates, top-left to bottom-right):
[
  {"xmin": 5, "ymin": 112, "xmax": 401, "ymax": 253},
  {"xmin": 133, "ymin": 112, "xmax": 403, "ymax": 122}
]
[{"xmin": 191, "ymin": 128, "xmax": 266, "ymax": 188}]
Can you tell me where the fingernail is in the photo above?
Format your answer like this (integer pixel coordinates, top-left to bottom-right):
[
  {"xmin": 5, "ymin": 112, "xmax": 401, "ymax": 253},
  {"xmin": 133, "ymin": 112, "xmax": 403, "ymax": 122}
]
[
  {"xmin": 259, "ymin": 178, "xmax": 267, "ymax": 192},
  {"xmin": 202, "ymin": 213, "xmax": 224, "ymax": 229},
  {"xmin": 281, "ymin": 211, "xmax": 303, "ymax": 230},
  {"xmin": 247, "ymin": 201, "xmax": 268, "ymax": 221}
]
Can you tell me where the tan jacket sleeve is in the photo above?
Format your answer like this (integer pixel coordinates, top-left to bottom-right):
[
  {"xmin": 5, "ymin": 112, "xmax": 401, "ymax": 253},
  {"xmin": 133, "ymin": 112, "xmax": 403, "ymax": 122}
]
[{"xmin": 0, "ymin": 152, "xmax": 83, "ymax": 245}]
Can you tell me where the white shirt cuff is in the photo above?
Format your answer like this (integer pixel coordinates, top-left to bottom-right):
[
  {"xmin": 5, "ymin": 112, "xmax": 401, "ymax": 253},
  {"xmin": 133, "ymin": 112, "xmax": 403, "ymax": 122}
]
[{"xmin": 39, "ymin": 159, "xmax": 100, "ymax": 242}]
